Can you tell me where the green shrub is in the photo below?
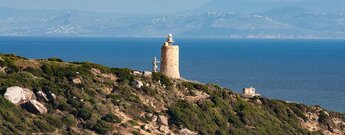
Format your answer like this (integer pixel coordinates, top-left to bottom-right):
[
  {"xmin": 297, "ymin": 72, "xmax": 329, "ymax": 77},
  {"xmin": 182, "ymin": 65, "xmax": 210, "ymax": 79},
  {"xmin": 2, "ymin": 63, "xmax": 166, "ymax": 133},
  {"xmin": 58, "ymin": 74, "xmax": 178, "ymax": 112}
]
[
  {"xmin": 102, "ymin": 113, "xmax": 122, "ymax": 123},
  {"xmin": 92, "ymin": 120, "xmax": 112, "ymax": 134},
  {"xmin": 62, "ymin": 114, "xmax": 77, "ymax": 127},
  {"xmin": 1, "ymin": 57, "xmax": 19, "ymax": 74},
  {"xmin": 182, "ymin": 82, "xmax": 210, "ymax": 94},
  {"xmin": 68, "ymin": 98, "xmax": 83, "ymax": 108},
  {"xmin": 141, "ymin": 86, "xmax": 157, "ymax": 96},
  {"xmin": 152, "ymin": 72, "xmax": 172, "ymax": 89},
  {"xmin": 319, "ymin": 111, "xmax": 334, "ymax": 127},
  {"xmin": 111, "ymin": 68, "xmax": 134, "ymax": 83},
  {"xmin": 33, "ymin": 119, "xmax": 55, "ymax": 132},
  {"xmin": 75, "ymin": 109, "xmax": 92, "ymax": 120},
  {"xmin": 289, "ymin": 103, "xmax": 308, "ymax": 121},
  {"xmin": 128, "ymin": 120, "xmax": 139, "ymax": 126},
  {"xmin": 79, "ymin": 62, "xmax": 111, "ymax": 73},
  {"xmin": 48, "ymin": 58, "xmax": 64, "ymax": 62},
  {"xmin": 23, "ymin": 67, "xmax": 44, "ymax": 77},
  {"xmin": 132, "ymin": 130, "xmax": 143, "ymax": 135},
  {"xmin": 168, "ymin": 100, "xmax": 218, "ymax": 134},
  {"xmin": 107, "ymin": 93, "xmax": 122, "ymax": 105},
  {"xmin": 45, "ymin": 114, "xmax": 64, "ymax": 128}
]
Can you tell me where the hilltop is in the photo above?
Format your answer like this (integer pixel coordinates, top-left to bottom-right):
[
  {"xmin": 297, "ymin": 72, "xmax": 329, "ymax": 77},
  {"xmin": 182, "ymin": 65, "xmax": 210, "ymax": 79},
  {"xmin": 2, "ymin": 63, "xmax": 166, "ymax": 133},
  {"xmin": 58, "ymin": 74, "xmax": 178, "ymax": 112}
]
[{"xmin": 0, "ymin": 54, "xmax": 345, "ymax": 135}]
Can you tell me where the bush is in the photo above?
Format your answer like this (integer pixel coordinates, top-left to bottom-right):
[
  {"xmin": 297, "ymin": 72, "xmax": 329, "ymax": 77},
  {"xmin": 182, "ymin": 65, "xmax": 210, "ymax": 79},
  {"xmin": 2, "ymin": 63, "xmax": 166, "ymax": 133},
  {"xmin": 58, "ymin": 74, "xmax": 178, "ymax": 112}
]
[
  {"xmin": 102, "ymin": 113, "xmax": 122, "ymax": 123},
  {"xmin": 152, "ymin": 72, "xmax": 172, "ymax": 89},
  {"xmin": 79, "ymin": 62, "xmax": 111, "ymax": 73},
  {"xmin": 141, "ymin": 86, "xmax": 157, "ymax": 96},
  {"xmin": 182, "ymin": 82, "xmax": 210, "ymax": 94},
  {"xmin": 128, "ymin": 120, "xmax": 139, "ymax": 126},
  {"xmin": 319, "ymin": 111, "xmax": 334, "ymax": 128},
  {"xmin": 1, "ymin": 57, "xmax": 19, "ymax": 74},
  {"xmin": 23, "ymin": 67, "xmax": 44, "ymax": 77},
  {"xmin": 132, "ymin": 130, "xmax": 143, "ymax": 135},
  {"xmin": 33, "ymin": 119, "xmax": 55, "ymax": 132},
  {"xmin": 92, "ymin": 120, "xmax": 112, "ymax": 134},
  {"xmin": 111, "ymin": 68, "xmax": 134, "ymax": 83},
  {"xmin": 45, "ymin": 114, "xmax": 64, "ymax": 128},
  {"xmin": 168, "ymin": 100, "xmax": 218, "ymax": 134},
  {"xmin": 182, "ymin": 82, "xmax": 195, "ymax": 90},
  {"xmin": 107, "ymin": 93, "xmax": 122, "ymax": 105},
  {"xmin": 48, "ymin": 58, "xmax": 64, "ymax": 62},
  {"xmin": 75, "ymin": 109, "xmax": 92, "ymax": 120},
  {"xmin": 62, "ymin": 114, "xmax": 77, "ymax": 127}
]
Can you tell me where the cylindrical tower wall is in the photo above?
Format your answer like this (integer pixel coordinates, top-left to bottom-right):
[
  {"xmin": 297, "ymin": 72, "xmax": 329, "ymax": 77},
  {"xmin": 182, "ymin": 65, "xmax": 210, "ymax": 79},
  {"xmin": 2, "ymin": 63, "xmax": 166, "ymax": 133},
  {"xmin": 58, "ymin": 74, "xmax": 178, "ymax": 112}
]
[{"xmin": 160, "ymin": 45, "xmax": 180, "ymax": 79}]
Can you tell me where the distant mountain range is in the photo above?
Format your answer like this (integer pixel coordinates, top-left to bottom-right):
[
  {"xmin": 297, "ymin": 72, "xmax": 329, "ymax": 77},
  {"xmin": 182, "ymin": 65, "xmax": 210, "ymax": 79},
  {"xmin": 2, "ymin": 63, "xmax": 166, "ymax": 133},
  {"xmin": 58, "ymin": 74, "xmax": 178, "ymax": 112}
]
[{"xmin": 1, "ymin": 4, "xmax": 345, "ymax": 38}]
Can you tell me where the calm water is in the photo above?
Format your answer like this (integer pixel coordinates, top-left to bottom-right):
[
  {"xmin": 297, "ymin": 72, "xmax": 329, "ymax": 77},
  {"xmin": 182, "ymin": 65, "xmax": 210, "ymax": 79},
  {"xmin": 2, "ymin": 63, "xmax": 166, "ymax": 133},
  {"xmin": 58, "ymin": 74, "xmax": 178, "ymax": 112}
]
[{"xmin": 1, "ymin": 36, "xmax": 345, "ymax": 112}]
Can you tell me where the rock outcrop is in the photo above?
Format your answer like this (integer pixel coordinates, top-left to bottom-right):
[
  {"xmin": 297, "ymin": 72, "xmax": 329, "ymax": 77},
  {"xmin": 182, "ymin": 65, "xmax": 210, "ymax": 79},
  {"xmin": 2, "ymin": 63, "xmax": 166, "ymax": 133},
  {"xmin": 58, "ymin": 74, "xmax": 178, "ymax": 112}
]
[
  {"xmin": 185, "ymin": 90, "xmax": 210, "ymax": 102},
  {"xmin": 91, "ymin": 68, "xmax": 117, "ymax": 81},
  {"xmin": 158, "ymin": 115, "xmax": 169, "ymax": 126},
  {"xmin": 159, "ymin": 125, "xmax": 170, "ymax": 133},
  {"xmin": 132, "ymin": 80, "xmax": 144, "ymax": 89},
  {"xmin": 24, "ymin": 100, "xmax": 48, "ymax": 115},
  {"xmin": 72, "ymin": 78, "xmax": 82, "ymax": 84},
  {"xmin": 0, "ymin": 57, "xmax": 5, "ymax": 73},
  {"xmin": 132, "ymin": 71, "xmax": 142, "ymax": 76},
  {"xmin": 143, "ymin": 71, "xmax": 152, "ymax": 77},
  {"xmin": 36, "ymin": 91, "xmax": 49, "ymax": 102},
  {"xmin": 4, "ymin": 86, "xmax": 47, "ymax": 115},
  {"xmin": 179, "ymin": 128, "xmax": 198, "ymax": 135},
  {"xmin": 4, "ymin": 86, "xmax": 35, "ymax": 105}
]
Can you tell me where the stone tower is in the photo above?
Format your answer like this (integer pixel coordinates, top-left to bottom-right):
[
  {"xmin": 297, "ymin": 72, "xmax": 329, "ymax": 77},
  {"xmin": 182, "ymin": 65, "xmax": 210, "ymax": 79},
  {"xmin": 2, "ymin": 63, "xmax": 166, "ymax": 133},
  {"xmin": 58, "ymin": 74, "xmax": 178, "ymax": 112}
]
[{"xmin": 160, "ymin": 34, "xmax": 180, "ymax": 79}]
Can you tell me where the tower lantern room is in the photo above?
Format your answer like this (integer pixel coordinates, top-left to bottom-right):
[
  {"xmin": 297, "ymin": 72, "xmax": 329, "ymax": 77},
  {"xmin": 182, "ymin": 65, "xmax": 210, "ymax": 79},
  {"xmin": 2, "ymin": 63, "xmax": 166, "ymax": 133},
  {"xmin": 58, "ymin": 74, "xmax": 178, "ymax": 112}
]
[{"xmin": 167, "ymin": 34, "xmax": 174, "ymax": 45}]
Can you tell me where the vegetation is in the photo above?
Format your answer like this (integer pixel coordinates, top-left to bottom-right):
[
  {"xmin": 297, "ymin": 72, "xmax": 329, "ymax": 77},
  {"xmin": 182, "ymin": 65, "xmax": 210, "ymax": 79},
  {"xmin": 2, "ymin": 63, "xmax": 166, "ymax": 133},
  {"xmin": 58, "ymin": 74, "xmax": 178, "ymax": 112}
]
[
  {"xmin": 102, "ymin": 113, "xmax": 122, "ymax": 123},
  {"xmin": 152, "ymin": 72, "xmax": 173, "ymax": 89},
  {"xmin": 0, "ymin": 54, "xmax": 344, "ymax": 134}
]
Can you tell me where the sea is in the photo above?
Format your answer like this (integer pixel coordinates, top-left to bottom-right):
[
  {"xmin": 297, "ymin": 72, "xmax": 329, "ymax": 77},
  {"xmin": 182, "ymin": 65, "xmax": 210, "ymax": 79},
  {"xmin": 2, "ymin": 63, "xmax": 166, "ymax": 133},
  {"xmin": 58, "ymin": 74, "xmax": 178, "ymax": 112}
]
[{"xmin": 0, "ymin": 36, "xmax": 345, "ymax": 112}]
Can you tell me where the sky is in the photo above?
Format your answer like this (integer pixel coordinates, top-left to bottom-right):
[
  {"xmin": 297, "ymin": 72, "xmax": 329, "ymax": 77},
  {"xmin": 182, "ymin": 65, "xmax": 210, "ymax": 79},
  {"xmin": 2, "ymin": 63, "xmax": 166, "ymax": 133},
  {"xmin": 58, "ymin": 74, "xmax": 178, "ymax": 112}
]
[
  {"xmin": 0, "ymin": 0, "xmax": 210, "ymax": 14},
  {"xmin": 1, "ymin": 0, "xmax": 345, "ymax": 14}
]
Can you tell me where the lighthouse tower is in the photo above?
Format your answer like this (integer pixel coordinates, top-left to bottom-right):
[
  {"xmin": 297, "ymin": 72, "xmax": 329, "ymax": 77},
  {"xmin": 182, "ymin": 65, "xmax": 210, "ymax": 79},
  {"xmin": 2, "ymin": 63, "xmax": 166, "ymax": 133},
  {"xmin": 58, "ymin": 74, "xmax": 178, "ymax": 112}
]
[{"xmin": 160, "ymin": 34, "xmax": 180, "ymax": 79}]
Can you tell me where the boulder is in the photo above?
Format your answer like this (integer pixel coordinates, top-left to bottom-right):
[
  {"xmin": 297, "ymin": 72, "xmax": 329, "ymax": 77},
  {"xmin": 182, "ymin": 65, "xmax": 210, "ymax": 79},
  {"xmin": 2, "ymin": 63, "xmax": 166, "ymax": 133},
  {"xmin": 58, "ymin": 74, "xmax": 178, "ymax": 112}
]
[
  {"xmin": 132, "ymin": 80, "xmax": 144, "ymax": 89},
  {"xmin": 0, "ymin": 67, "xmax": 6, "ymax": 73},
  {"xmin": 49, "ymin": 93, "xmax": 56, "ymax": 100},
  {"xmin": 50, "ymin": 93, "xmax": 57, "ymax": 100},
  {"xmin": 141, "ymin": 124, "xmax": 150, "ymax": 130},
  {"xmin": 179, "ymin": 128, "xmax": 198, "ymax": 135},
  {"xmin": 91, "ymin": 68, "xmax": 117, "ymax": 81},
  {"xmin": 185, "ymin": 91, "xmax": 210, "ymax": 102},
  {"xmin": 158, "ymin": 115, "xmax": 169, "ymax": 126},
  {"xmin": 133, "ymin": 71, "xmax": 142, "ymax": 76},
  {"xmin": 24, "ymin": 100, "xmax": 48, "ymax": 115},
  {"xmin": 4, "ymin": 86, "xmax": 35, "ymax": 105},
  {"xmin": 72, "ymin": 78, "xmax": 82, "ymax": 84},
  {"xmin": 151, "ymin": 115, "xmax": 158, "ymax": 122},
  {"xmin": 91, "ymin": 68, "xmax": 102, "ymax": 75},
  {"xmin": 45, "ymin": 91, "xmax": 57, "ymax": 101},
  {"xmin": 143, "ymin": 71, "xmax": 152, "ymax": 77},
  {"xmin": 159, "ymin": 125, "xmax": 170, "ymax": 133},
  {"xmin": 36, "ymin": 91, "xmax": 49, "ymax": 102},
  {"xmin": 145, "ymin": 113, "xmax": 158, "ymax": 122},
  {"xmin": 145, "ymin": 113, "xmax": 153, "ymax": 118}
]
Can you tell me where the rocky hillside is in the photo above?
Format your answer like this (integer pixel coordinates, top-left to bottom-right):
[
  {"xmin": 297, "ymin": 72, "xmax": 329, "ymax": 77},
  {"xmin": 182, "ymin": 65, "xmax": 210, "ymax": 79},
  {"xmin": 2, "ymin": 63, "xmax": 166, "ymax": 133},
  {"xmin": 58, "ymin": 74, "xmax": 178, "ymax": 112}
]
[{"xmin": 0, "ymin": 54, "xmax": 344, "ymax": 135}]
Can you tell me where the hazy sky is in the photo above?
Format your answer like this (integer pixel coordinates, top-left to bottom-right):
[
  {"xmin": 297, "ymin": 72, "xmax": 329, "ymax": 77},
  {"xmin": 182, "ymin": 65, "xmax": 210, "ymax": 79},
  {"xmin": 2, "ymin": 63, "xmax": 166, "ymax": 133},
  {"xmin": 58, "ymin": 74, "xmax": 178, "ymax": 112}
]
[
  {"xmin": 1, "ymin": 0, "xmax": 345, "ymax": 14},
  {"xmin": 0, "ymin": 0, "xmax": 210, "ymax": 14}
]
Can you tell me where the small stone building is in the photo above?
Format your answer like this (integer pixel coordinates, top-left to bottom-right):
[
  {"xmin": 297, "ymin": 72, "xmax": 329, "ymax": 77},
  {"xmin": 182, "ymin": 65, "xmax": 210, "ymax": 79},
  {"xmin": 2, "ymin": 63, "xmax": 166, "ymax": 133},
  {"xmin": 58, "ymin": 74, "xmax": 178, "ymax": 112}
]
[{"xmin": 241, "ymin": 87, "xmax": 261, "ymax": 98}]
